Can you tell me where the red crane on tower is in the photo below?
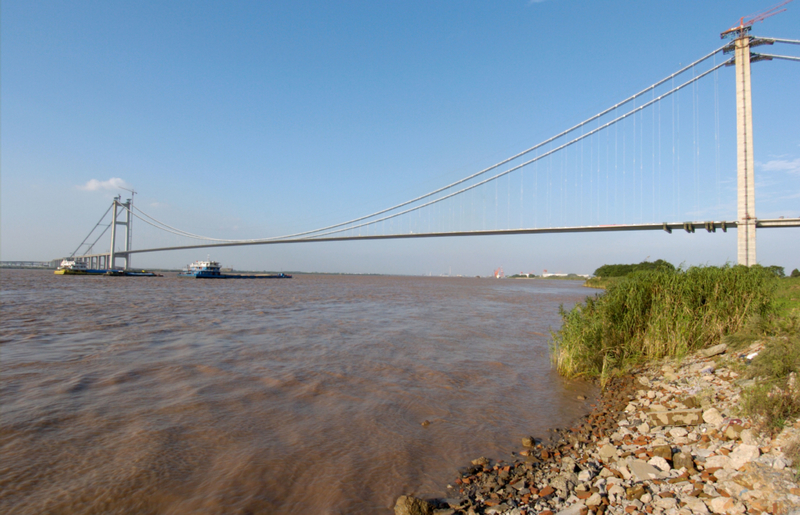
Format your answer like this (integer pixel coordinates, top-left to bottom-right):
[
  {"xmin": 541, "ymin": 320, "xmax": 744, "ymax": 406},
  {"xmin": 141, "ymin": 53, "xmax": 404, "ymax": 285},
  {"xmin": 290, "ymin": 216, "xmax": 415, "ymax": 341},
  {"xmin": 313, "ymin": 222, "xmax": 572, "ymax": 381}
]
[{"xmin": 721, "ymin": 0, "xmax": 794, "ymax": 39}]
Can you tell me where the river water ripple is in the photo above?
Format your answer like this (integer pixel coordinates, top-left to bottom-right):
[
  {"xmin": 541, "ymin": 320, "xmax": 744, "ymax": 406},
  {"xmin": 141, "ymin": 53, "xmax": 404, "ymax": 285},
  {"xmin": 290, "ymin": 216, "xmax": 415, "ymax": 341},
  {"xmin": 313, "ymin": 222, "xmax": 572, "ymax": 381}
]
[{"xmin": 0, "ymin": 270, "xmax": 596, "ymax": 514}]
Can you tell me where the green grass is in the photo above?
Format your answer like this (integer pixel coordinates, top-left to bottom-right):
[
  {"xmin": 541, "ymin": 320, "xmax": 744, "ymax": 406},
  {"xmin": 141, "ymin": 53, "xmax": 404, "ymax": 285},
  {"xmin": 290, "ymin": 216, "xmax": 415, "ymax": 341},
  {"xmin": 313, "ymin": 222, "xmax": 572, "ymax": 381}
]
[
  {"xmin": 775, "ymin": 276, "xmax": 800, "ymax": 318},
  {"xmin": 551, "ymin": 265, "xmax": 778, "ymax": 385},
  {"xmin": 583, "ymin": 277, "xmax": 623, "ymax": 290},
  {"xmin": 738, "ymin": 276, "xmax": 800, "ymax": 435}
]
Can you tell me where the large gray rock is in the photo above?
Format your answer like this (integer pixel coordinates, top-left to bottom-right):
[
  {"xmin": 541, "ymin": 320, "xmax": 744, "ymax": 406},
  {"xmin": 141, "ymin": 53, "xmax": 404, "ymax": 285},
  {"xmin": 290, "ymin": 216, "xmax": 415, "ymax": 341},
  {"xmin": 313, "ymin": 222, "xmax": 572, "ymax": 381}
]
[
  {"xmin": 700, "ymin": 343, "xmax": 728, "ymax": 357},
  {"xmin": 598, "ymin": 444, "xmax": 618, "ymax": 460},
  {"xmin": 647, "ymin": 408, "xmax": 703, "ymax": 427},
  {"xmin": 555, "ymin": 503, "xmax": 586, "ymax": 515},
  {"xmin": 673, "ymin": 451, "xmax": 696, "ymax": 472},
  {"xmin": 702, "ymin": 408, "xmax": 725, "ymax": 427},
  {"xmin": 394, "ymin": 495, "xmax": 433, "ymax": 515},
  {"xmin": 550, "ymin": 474, "xmax": 575, "ymax": 497},
  {"xmin": 704, "ymin": 454, "xmax": 730, "ymax": 470},
  {"xmin": 628, "ymin": 459, "xmax": 668, "ymax": 481},
  {"xmin": 728, "ymin": 444, "xmax": 760, "ymax": 470},
  {"xmin": 683, "ymin": 496, "xmax": 710, "ymax": 514}
]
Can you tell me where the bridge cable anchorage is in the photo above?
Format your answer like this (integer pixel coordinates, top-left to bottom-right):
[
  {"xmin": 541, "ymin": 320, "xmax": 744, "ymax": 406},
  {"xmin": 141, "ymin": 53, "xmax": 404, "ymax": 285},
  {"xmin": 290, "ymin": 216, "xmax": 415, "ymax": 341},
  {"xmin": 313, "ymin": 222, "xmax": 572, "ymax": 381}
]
[
  {"xmin": 253, "ymin": 45, "xmax": 729, "ymax": 242},
  {"xmin": 303, "ymin": 59, "xmax": 732, "ymax": 240}
]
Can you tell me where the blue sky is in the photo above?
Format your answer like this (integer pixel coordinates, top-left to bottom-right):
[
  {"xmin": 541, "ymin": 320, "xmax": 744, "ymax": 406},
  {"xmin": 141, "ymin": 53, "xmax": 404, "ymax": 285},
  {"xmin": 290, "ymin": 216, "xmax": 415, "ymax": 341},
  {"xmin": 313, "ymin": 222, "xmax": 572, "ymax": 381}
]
[{"xmin": 2, "ymin": 0, "xmax": 799, "ymax": 275}]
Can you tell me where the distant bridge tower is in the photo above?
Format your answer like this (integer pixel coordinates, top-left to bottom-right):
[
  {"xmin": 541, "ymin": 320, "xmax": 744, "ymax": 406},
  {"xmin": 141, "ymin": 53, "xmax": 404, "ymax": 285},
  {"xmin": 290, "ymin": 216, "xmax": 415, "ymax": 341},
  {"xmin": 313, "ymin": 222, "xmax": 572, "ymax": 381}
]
[{"xmin": 109, "ymin": 195, "xmax": 133, "ymax": 269}]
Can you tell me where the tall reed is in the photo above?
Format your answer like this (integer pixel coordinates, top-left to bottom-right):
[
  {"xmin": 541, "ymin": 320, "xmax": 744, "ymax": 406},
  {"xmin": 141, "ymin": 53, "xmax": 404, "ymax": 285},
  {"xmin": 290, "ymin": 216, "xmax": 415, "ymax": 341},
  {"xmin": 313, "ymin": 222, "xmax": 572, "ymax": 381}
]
[{"xmin": 551, "ymin": 265, "xmax": 777, "ymax": 383}]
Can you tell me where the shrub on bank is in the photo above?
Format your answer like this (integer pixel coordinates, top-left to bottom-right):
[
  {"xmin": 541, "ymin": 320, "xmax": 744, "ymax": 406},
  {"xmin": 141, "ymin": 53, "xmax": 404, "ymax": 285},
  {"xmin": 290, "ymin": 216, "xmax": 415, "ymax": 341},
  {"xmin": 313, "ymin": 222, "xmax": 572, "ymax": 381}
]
[
  {"xmin": 593, "ymin": 259, "xmax": 676, "ymax": 278},
  {"xmin": 551, "ymin": 265, "xmax": 778, "ymax": 384}
]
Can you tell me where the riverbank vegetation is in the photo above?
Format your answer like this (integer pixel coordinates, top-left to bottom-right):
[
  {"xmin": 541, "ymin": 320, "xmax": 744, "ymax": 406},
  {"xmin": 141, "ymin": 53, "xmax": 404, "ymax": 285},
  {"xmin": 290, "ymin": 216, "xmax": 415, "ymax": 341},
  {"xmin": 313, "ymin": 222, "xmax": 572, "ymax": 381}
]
[
  {"xmin": 584, "ymin": 259, "xmax": 676, "ymax": 289},
  {"xmin": 738, "ymin": 276, "xmax": 800, "ymax": 433},
  {"xmin": 555, "ymin": 264, "xmax": 800, "ymax": 435},
  {"xmin": 551, "ymin": 265, "xmax": 781, "ymax": 385}
]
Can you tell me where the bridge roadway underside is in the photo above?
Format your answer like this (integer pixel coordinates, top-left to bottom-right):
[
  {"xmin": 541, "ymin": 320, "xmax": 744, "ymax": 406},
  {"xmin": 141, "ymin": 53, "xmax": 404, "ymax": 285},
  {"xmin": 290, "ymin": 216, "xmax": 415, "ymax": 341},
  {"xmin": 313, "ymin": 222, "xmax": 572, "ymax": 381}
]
[{"xmin": 84, "ymin": 218, "xmax": 798, "ymax": 258}]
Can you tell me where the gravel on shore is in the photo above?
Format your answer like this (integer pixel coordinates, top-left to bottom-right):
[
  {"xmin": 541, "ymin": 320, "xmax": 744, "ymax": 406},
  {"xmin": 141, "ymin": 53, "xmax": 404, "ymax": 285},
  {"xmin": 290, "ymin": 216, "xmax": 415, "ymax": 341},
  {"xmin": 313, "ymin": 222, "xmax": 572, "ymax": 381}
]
[{"xmin": 395, "ymin": 342, "xmax": 800, "ymax": 515}]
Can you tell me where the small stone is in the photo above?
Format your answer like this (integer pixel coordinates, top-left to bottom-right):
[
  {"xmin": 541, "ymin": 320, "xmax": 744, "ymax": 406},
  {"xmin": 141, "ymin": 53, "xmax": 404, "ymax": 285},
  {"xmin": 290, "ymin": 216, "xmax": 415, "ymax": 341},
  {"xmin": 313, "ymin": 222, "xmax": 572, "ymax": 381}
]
[
  {"xmin": 471, "ymin": 457, "xmax": 489, "ymax": 466},
  {"xmin": 739, "ymin": 429, "xmax": 757, "ymax": 446},
  {"xmin": 669, "ymin": 427, "xmax": 688, "ymax": 438},
  {"xmin": 682, "ymin": 496, "xmax": 709, "ymax": 514},
  {"xmin": 394, "ymin": 495, "xmax": 433, "ymax": 515},
  {"xmin": 599, "ymin": 467, "xmax": 615, "ymax": 478},
  {"xmin": 554, "ymin": 505, "xmax": 585, "ymax": 515},
  {"xmin": 577, "ymin": 395, "xmax": 586, "ymax": 401},
  {"xmin": 626, "ymin": 485, "xmax": 646, "ymax": 501},
  {"xmin": 673, "ymin": 452, "xmax": 696, "ymax": 472},
  {"xmin": 629, "ymin": 459, "xmax": 667, "ymax": 481},
  {"xmin": 704, "ymin": 454, "xmax": 730, "ymax": 469},
  {"xmin": 637, "ymin": 422, "xmax": 651, "ymax": 434},
  {"xmin": 539, "ymin": 486, "xmax": 555, "ymax": 497},
  {"xmin": 599, "ymin": 444, "xmax": 618, "ymax": 460},
  {"xmin": 724, "ymin": 424, "xmax": 744, "ymax": 441},
  {"xmin": 608, "ymin": 484, "xmax": 625, "ymax": 497},
  {"xmin": 702, "ymin": 408, "xmax": 724, "ymax": 427},
  {"xmin": 648, "ymin": 456, "xmax": 671, "ymax": 472},
  {"xmin": 728, "ymin": 444, "xmax": 760, "ymax": 470},
  {"xmin": 708, "ymin": 496, "xmax": 744, "ymax": 515},
  {"xmin": 655, "ymin": 497, "xmax": 678, "ymax": 510},
  {"xmin": 652, "ymin": 445, "xmax": 673, "ymax": 460},
  {"xmin": 700, "ymin": 344, "xmax": 728, "ymax": 358},
  {"xmin": 586, "ymin": 493, "xmax": 603, "ymax": 506},
  {"xmin": 421, "ymin": 420, "xmax": 431, "ymax": 427},
  {"xmin": 522, "ymin": 437, "xmax": 535, "ymax": 448}
]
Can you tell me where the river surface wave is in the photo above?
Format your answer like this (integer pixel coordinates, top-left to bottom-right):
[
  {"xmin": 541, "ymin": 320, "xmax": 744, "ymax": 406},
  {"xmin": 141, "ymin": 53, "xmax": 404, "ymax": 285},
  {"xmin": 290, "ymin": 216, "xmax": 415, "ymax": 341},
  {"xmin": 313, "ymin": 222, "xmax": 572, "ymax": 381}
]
[{"xmin": 0, "ymin": 270, "xmax": 596, "ymax": 514}]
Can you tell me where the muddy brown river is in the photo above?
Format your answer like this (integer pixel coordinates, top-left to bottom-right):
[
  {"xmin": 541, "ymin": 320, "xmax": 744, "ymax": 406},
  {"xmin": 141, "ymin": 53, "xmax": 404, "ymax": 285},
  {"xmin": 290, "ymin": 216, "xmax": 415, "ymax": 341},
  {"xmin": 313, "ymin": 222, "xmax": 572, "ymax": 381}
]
[{"xmin": 0, "ymin": 270, "xmax": 596, "ymax": 514}]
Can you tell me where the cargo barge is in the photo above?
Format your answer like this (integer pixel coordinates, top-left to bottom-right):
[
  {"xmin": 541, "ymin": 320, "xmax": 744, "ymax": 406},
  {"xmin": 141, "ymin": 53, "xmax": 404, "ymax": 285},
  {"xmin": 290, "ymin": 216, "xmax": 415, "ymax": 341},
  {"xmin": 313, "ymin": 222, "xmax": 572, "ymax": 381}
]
[
  {"xmin": 178, "ymin": 260, "xmax": 291, "ymax": 279},
  {"xmin": 54, "ymin": 259, "xmax": 162, "ymax": 277}
]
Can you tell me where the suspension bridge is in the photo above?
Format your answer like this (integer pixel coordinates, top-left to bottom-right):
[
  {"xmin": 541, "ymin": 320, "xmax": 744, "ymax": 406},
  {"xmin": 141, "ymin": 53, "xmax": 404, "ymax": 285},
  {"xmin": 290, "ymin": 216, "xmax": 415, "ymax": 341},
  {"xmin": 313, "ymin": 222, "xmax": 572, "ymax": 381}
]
[{"xmin": 64, "ymin": 25, "xmax": 800, "ymax": 272}]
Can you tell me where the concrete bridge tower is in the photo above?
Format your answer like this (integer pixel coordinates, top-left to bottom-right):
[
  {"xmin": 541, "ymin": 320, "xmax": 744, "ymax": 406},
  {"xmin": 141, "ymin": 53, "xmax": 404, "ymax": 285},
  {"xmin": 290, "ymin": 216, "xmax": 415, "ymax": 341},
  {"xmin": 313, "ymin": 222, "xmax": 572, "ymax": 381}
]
[{"xmin": 734, "ymin": 34, "xmax": 757, "ymax": 266}]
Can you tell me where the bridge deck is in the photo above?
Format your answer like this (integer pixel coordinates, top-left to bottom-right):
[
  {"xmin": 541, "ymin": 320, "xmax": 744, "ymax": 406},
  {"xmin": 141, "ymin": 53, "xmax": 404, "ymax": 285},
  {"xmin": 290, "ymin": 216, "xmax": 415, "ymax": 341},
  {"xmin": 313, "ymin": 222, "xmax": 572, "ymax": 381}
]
[{"xmin": 79, "ymin": 218, "xmax": 798, "ymax": 257}]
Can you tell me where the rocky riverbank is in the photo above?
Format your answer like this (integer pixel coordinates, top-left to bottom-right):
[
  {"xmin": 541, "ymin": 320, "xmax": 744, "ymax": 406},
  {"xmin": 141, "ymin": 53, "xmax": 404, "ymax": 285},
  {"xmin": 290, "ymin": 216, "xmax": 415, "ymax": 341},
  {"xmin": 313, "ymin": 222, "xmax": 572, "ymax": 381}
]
[{"xmin": 395, "ymin": 342, "xmax": 800, "ymax": 515}]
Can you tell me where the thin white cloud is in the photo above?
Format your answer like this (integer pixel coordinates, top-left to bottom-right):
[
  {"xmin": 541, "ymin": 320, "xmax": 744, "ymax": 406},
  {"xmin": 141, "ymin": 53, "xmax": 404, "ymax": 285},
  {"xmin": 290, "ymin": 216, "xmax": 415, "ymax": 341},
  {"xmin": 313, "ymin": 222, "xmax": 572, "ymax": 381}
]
[
  {"xmin": 758, "ymin": 158, "xmax": 800, "ymax": 175},
  {"xmin": 78, "ymin": 177, "xmax": 132, "ymax": 191},
  {"xmin": 780, "ymin": 190, "xmax": 800, "ymax": 200}
]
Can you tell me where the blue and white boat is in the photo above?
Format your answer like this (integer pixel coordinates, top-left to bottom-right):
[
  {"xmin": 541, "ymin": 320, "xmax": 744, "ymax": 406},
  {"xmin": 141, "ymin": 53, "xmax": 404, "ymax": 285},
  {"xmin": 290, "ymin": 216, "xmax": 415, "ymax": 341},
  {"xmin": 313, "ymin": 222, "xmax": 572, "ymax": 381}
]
[
  {"xmin": 178, "ymin": 260, "xmax": 223, "ymax": 278},
  {"xmin": 178, "ymin": 259, "xmax": 291, "ymax": 279}
]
